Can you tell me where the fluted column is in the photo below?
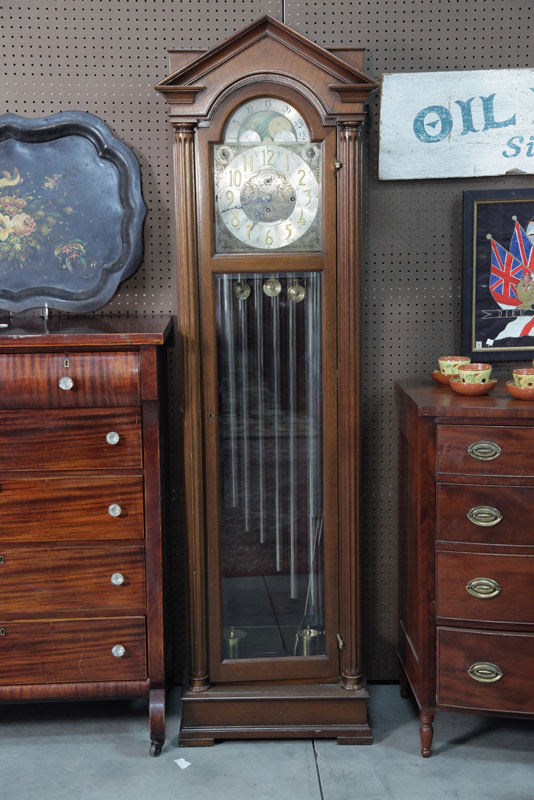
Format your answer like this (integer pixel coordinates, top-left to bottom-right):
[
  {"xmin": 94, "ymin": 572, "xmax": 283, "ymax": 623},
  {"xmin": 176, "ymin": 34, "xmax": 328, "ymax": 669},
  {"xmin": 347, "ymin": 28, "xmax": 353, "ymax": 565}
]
[
  {"xmin": 337, "ymin": 121, "xmax": 364, "ymax": 689},
  {"xmin": 173, "ymin": 122, "xmax": 209, "ymax": 691}
]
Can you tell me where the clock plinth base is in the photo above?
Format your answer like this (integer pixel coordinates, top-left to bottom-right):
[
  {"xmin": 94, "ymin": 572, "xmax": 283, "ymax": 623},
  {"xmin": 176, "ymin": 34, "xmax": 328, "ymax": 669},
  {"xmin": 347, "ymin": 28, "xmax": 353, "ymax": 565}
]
[{"xmin": 178, "ymin": 680, "xmax": 372, "ymax": 745}]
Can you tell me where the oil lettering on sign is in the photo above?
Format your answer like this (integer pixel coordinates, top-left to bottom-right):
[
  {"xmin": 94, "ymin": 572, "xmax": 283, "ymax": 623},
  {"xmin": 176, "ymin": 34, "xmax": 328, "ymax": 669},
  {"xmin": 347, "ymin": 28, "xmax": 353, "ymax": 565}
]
[{"xmin": 379, "ymin": 70, "xmax": 534, "ymax": 180}]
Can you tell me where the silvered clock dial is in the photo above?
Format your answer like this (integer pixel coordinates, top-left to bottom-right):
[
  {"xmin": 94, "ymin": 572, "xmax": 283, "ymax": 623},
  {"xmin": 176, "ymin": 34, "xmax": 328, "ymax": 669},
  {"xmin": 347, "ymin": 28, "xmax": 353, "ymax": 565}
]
[{"xmin": 213, "ymin": 98, "xmax": 322, "ymax": 253}]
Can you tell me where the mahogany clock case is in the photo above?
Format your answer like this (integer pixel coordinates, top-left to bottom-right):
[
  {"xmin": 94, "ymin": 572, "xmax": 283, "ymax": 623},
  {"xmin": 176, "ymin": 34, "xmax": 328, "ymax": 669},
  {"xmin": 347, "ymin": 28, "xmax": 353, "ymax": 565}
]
[{"xmin": 156, "ymin": 16, "xmax": 378, "ymax": 745}]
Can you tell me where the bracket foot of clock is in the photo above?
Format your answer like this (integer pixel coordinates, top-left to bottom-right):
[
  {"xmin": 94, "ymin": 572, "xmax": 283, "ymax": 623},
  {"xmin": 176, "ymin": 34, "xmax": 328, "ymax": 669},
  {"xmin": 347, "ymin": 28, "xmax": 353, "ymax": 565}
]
[{"xmin": 178, "ymin": 682, "xmax": 372, "ymax": 745}]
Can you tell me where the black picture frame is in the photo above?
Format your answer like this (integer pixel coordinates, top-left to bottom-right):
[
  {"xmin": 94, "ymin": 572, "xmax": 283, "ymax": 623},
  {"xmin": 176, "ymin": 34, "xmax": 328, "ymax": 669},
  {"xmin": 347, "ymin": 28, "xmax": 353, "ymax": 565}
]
[
  {"xmin": 0, "ymin": 111, "xmax": 146, "ymax": 313},
  {"xmin": 462, "ymin": 189, "xmax": 534, "ymax": 362}
]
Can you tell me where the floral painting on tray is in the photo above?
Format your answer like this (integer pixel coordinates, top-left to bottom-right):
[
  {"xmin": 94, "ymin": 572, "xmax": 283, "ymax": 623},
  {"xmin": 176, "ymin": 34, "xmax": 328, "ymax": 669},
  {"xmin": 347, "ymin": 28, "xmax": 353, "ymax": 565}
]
[{"xmin": 0, "ymin": 112, "xmax": 145, "ymax": 313}]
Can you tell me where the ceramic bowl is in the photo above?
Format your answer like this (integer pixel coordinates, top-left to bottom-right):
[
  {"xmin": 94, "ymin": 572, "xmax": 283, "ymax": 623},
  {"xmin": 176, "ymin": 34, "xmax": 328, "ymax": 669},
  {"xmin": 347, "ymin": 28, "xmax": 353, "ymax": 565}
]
[
  {"xmin": 449, "ymin": 377, "xmax": 497, "ymax": 396},
  {"xmin": 431, "ymin": 370, "xmax": 452, "ymax": 385},
  {"xmin": 457, "ymin": 362, "xmax": 492, "ymax": 384},
  {"xmin": 438, "ymin": 355, "xmax": 470, "ymax": 375},
  {"xmin": 513, "ymin": 368, "xmax": 534, "ymax": 388},
  {"xmin": 506, "ymin": 380, "xmax": 534, "ymax": 400}
]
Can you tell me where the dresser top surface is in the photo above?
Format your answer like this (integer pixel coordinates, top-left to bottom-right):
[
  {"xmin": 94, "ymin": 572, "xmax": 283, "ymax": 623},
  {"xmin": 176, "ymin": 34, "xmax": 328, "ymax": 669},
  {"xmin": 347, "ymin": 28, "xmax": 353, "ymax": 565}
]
[
  {"xmin": 0, "ymin": 315, "xmax": 173, "ymax": 348},
  {"xmin": 397, "ymin": 379, "xmax": 534, "ymax": 419}
]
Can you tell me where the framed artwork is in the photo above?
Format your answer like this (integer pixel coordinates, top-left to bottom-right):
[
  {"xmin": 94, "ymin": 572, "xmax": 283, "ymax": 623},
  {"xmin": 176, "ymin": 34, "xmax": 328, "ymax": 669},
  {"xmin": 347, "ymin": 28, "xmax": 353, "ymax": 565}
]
[
  {"xmin": 0, "ymin": 112, "xmax": 146, "ymax": 313},
  {"xmin": 462, "ymin": 189, "xmax": 534, "ymax": 361}
]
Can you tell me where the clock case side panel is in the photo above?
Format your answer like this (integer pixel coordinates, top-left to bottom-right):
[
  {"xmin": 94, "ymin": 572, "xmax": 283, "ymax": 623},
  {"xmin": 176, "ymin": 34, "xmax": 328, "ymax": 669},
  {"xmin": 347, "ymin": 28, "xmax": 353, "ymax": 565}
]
[{"xmin": 196, "ymin": 85, "xmax": 340, "ymax": 685}]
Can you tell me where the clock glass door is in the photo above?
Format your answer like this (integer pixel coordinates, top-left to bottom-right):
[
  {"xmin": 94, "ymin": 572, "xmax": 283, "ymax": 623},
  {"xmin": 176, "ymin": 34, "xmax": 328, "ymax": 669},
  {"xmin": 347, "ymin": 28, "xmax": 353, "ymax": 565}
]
[
  {"xmin": 200, "ymin": 93, "xmax": 338, "ymax": 682},
  {"xmin": 215, "ymin": 272, "xmax": 324, "ymax": 661}
]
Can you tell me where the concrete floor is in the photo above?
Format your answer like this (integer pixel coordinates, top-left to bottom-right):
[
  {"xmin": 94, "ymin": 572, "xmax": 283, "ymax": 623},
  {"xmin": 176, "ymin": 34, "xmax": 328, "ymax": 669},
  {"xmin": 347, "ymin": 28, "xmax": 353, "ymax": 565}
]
[{"xmin": 1, "ymin": 684, "xmax": 532, "ymax": 800}]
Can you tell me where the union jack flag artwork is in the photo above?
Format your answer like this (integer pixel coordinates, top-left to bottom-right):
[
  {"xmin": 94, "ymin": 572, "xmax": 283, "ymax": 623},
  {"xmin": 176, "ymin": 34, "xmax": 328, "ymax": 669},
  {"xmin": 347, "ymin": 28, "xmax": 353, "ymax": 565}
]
[
  {"xmin": 509, "ymin": 219, "xmax": 534, "ymax": 272},
  {"xmin": 463, "ymin": 190, "xmax": 534, "ymax": 360},
  {"xmin": 489, "ymin": 238, "xmax": 526, "ymax": 308}
]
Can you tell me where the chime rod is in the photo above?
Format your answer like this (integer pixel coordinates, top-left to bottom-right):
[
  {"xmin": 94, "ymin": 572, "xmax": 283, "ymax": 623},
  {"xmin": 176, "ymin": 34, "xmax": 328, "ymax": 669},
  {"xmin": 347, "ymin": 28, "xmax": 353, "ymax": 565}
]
[
  {"xmin": 223, "ymin": 276, "xmax": 239, "ymax": 507},
  {"xmin": 314, "ymin": 277, "xmax": 324, "ymax": 624},
  {"xmin": 238, "ymin": 276, "xmax": 251, "ymax": 531},
  {"xmin": 255, "ymin": 278, "xmax": 266, "ymax": 544},
  {"xmin": 295, "ymin": 514, "xmax": 324, "ymax": 650},
  {"xmin": 272, "ymin": 291, "xmax": 282, "ymax": 571},
  {"xmin": 288, "ymin": 273, "xmax": 298, "ymax": 600},
  {"xmin": 305, "ymin": 274, "xmax": 318, "ymax": 612}
]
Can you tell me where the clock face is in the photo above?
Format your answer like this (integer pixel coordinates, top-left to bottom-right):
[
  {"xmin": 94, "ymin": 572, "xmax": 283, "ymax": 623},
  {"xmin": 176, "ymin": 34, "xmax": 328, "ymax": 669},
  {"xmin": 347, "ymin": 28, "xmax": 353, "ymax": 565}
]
[
  {"xmin": 215, "ymin": 143, "xmax": 320, "ymax": 251},
  {"xmin": 214, "ymin": 98, "xmax": 321, "ymax": 253}
]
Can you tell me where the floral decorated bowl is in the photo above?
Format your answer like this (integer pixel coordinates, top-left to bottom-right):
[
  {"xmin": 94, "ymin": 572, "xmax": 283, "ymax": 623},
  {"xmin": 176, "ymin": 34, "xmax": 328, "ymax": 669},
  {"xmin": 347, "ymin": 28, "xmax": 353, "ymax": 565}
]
[
  {"xmin": 457, "ymin": 362, "xmax": 492, "ymax": 384},
  {"xmin": 513, "ymin": 368, "xmax": 534, "ymax": 388},
  {"xmin": 438, "ymin": 355, "xmax": 470, "ymax": 375}
]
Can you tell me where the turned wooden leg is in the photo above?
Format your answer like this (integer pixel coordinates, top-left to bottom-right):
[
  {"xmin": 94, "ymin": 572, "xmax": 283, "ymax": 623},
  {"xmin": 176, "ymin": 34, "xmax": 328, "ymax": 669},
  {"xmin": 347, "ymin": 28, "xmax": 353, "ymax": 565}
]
[
  {"xmin": 149, "ymin": 688, "xmax": 166, "ymax": 756},
  {"xmin": 399, "ymin": 666, "xmax": 409, "ymax": 698},
  {"xmin": 419, "ymin": 710, "xmax": 434, "ymax": 758}
]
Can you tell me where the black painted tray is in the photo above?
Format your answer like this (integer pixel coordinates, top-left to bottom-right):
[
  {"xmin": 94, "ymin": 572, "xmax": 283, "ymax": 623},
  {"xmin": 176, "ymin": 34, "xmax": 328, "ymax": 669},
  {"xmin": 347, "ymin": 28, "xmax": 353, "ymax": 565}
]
[{"xmin": 0, "ymin": 112, "xmax": 146, "ymax": 312}]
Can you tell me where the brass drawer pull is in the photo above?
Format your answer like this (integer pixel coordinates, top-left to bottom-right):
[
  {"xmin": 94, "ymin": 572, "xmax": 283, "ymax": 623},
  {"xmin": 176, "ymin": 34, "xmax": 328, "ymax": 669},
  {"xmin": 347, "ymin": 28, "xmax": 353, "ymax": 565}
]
[
  {"xmin": 467, "ymin": 506, "xmax": 503, "ymax": 527},
  {"xmin": 468, "ymin": 661, "xmax": 503, "ymax": 683},
  {"xmin": 467, "ymin": 441, "xmax": 502, "ymax": 461},
  {"xmin": 466, "ymin": 577, "xmax": 502, "ymax": 599}
]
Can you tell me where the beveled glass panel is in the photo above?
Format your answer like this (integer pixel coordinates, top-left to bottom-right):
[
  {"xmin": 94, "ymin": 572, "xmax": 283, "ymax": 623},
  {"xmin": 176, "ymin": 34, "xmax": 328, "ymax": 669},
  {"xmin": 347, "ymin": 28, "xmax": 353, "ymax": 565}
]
[{"xmin": 216, "ymin": 272, "xmax": 324, "ymax": 660}]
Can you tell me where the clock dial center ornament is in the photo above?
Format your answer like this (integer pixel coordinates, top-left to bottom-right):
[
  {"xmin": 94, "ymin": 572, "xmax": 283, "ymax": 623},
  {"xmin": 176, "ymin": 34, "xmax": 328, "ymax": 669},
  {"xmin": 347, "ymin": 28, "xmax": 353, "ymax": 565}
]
[{"xmin": 240, "ymin": 168, "xmax": 296, "ymax": 224}]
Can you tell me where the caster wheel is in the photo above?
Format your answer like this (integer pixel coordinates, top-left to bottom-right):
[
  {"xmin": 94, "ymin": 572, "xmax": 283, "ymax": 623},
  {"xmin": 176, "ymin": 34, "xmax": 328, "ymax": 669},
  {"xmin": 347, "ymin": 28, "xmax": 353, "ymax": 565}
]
[{"xmin": 150, "ymin": 740, "xmax": 163, "ymax": 757}]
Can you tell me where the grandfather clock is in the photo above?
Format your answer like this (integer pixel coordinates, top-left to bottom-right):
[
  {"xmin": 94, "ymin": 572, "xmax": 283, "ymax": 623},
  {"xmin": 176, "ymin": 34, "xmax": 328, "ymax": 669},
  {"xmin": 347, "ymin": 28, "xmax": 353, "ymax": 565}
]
[{"xmin": 156, "ymin": 16, "xmax": 377, "ymax": 745}]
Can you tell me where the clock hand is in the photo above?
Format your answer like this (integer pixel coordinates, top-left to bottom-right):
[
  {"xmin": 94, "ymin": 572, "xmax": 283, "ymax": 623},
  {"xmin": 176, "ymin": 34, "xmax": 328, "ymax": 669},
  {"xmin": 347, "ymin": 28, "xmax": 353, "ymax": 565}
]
[{"xmin": 220, "ymin": 203, "xmax": 244, "ymax": 214}]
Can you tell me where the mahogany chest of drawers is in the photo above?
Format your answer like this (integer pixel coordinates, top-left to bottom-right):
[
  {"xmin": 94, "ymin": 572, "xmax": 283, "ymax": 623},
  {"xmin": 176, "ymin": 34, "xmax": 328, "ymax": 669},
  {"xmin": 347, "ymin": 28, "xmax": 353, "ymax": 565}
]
[
  {"xmin": 0, "ymin": 316, "xmax": 171, "ymax": 755},
  {"xmin": 397, "ymin": 381, "xmax": 534, "ymax": 757}
]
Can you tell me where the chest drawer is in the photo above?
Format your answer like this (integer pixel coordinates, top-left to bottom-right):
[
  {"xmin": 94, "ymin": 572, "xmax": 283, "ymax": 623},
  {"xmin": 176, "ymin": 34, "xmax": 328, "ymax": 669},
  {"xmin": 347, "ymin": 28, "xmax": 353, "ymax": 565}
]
[
  {"xmin": 0, "ymin": 352, "xmax": 139, "ymax": 408},
  {"xmin": 437, "ymin": 627, "xmax": 534, "ymax": 714},
  {"xmin": 0, "ymin": 545, "xmax": 146, "ymax": 614},
  {"xmin": 436, "ymin": 551, "xmax": 534, "ymax": 625},
  {"xmin": 0, "ymin": 475, "xmax": 144, "ymax": 541},
  {"xmin": 0, "ymin": 409, "xmax": 142, "ymax": 471},
  {"xmin": 0, "ymin": 617, "xmax": 147, "ymax": 685},
  {"xmin": 437, "ymin": 484, "xmax": 534, "ymax": 546},
  {"xmin": 436, "ymin": 425, "xmax": 534, "ymax": 477}
]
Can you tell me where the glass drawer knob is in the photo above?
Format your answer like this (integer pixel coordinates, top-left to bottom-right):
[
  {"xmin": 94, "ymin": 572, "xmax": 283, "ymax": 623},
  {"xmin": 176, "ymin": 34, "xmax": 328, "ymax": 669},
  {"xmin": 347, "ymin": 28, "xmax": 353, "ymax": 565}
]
[
  {"xmin": 111, "ymin": 572, "xmax": 125, "ymax": 586},
  {"xmin": 106, "ymin": 431, "xmax": 120, "ymax": 445},
  {"xmin": 58, "ymin": 376, "xmax": 74, "ymax": 391},
  {"xmin": 108, "ymin": 504, "xmax": 122, "ymax": 517},
  {"xmin": 112, "ymin": 644, "xmax": 126, "ymax": 658}
]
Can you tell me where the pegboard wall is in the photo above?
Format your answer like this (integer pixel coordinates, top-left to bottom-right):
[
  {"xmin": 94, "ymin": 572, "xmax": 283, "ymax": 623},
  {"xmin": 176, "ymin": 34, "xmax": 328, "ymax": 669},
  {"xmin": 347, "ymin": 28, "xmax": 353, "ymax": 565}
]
[{"xmin": 4, "ymin": 1, "xmax": 533, "ymax": 681}]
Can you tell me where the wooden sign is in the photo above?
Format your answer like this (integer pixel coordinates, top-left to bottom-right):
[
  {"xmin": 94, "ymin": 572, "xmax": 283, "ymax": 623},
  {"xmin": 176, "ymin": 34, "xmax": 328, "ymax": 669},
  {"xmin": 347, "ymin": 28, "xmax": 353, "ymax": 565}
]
[{"xmin": 379, "ymin": 69, "xmax": 534, "ymax": 180}]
